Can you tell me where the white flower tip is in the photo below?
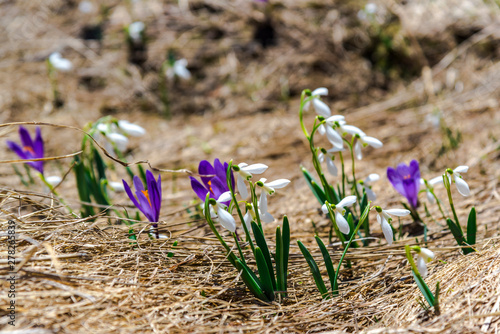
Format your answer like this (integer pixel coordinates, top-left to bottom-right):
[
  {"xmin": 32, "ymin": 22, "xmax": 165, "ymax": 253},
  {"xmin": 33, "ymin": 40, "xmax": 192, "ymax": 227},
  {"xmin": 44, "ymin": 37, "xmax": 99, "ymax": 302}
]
[
  {"xmin": 454, "ymin": 165, "xmax": 469, "ymax": 173},
  {"xmin": 45, "ymin": 176, "xmax": 62, "ymax": 187},
  {"xmin": 321, "ymin": 204, "xmax": 329, "ymax": 214},
  {"xmin": 109, "ymin": 181, "xmax": 125, "ymax": 192},
  {"xmin": 118, "ymin": 120, "xmax": 146, "ymax": 137},
  {"xmin": 312, "ymin": 87, "xmax": 328, "ymax": 96}
]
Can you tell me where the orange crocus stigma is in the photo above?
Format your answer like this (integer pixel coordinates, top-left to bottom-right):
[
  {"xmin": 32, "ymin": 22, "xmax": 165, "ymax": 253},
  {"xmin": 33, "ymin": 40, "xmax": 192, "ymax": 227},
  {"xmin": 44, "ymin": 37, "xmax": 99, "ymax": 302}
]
[
  {"xmin": 23, "ymin": 146, "xmax": 35, "ymax": 155},
  {"xmin": 207, "ymin": 180, "xmax": 214, "ymax": 195},
  {"xmin": 141, "ymin": 190, "xmax": 152, "ymax": 207}
]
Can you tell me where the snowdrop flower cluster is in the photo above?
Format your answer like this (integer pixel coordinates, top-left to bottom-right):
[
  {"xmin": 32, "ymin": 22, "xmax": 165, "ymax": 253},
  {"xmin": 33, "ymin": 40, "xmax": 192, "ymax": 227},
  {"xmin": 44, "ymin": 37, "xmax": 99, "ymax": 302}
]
[
  {"xmin": 96, "ymin": 119, "xmax": 146, "ymax": 153},
  {"xmin": 322, "ymin": 196, "xmax": 357, "ymax": 234},
  {"xmin": 49, "ymin": 52, "xmax": 73, "ymax": 72}
]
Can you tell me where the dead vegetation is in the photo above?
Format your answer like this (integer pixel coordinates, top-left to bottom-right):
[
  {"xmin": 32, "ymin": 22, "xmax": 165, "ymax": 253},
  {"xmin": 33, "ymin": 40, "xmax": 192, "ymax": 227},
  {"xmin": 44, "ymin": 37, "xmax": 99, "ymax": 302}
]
[{"xmin": 0, "ymin": 0, "xmax": 500, "ymax": 333}]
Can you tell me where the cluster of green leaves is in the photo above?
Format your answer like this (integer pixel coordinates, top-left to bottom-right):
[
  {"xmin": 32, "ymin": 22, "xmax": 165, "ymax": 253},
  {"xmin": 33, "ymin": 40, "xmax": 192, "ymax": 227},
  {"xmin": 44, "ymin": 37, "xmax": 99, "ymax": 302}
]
[{"xmin": 202, "ymin": 163, "xmax": 290, "ymax": 302}]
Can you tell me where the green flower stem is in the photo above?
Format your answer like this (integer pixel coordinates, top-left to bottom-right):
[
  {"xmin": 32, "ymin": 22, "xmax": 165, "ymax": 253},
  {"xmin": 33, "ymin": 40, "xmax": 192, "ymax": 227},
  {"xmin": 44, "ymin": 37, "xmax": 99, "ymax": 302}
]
[
  {"xmin": 332, "ymin": 203, "xmax": 371, "ymax": 294},
  {"xmin": 324, "ymin": 202, "xmax": 347, "ymax": 250},
  {"xmin": 309, "ymin": 120, "xmax": 336, "ymax": 203},
  {"xmin": 346, "ymin": 138, "xmax": 361, "ymax": 210},
  {"xmin": 442, "ymin": 174, "xmax": 462, "ymax": 233},
  {"xmin": 249, "ymin": 182, "xmax": 263, "ymax": 230},
  {"xmin": 38, "ymin": 173, "xmax": 76, "ymax": 216},
  {"xmin": 299, "ymin": 90, "xmax": 312, "ymax": 139},
  {"xmin": 233, "ymin": 232, "xmax": 247, "ymax": 265},
  {"xmin": 228, "ymin": 161, "xmax": 256, "ymax": 255},
  {"xmin": 338, "ymin": 151, "xmax": 346, "ymax": 198},
  {"xmin": 404, "ymin": 245, "xmax": 420, "ymax": 274}
]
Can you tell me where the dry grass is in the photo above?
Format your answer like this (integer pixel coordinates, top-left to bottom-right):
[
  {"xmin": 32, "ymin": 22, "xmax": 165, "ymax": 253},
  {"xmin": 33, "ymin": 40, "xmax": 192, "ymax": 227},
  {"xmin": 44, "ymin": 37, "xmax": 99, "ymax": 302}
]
[{"xmin": 1, "ymin": 0, "xmax": 500, "ymax": 333}]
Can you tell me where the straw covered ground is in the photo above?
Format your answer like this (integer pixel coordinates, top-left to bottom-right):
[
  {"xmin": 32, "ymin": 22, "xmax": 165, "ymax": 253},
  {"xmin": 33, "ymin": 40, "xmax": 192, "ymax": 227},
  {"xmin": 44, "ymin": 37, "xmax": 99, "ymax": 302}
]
[{"xmin": 0, "ymin": 0, "xmax": 500, "ymax": 333}]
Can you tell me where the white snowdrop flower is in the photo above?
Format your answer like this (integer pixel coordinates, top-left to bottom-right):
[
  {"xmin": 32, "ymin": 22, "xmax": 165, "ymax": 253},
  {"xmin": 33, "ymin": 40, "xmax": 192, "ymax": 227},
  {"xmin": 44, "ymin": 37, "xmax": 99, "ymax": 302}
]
[
  {"xmin": 304, "ymin": 87, "xmax": 331, "ymax": 118},
  {"xmin": 421, "ymin": 176, "xmax": 443, "ymax": 203},
  {"xmin": 446, "ymin": 166, "xmax": 470, "ymax": 197},
  {"xmin": 354, "ymin": 134, "xmax": 383, "ymax": 160},
  {"xmin": 128, "ymin": 21, "xmax": 145, "ymax": 41},
  {"xmin": 243, "ymin": 191, "xmax": 275, "ymax": 229},
  {"xmin": 118, "ymin": 120, "xmax": 146, "ymax": 137},
  {"xmin": 106, "ymin": 132, "xmax": 129, "ymax": 152},
  {"xmin": 46, "ymin": 175, "xmax": 62, "ymax": 187},
  {"xmin": 234, "ymin": 163, "xmax": 268, "ymax": 199},
  {"xmin": 212, "ymin": 191, "xmax": 236, "ymax": 232},
  {"xmin": 321, "ymin": 196, "xmax": 357, "ymax": 234},
  {"xmin": 49, "ymin": 52, "xmax": 73, "ymax": 71},
  {"xmin": 375, "ymin": 207, "xmax": 411, "ymax": 245},
  {"xmin": 416, "ymin": 247, "xmax": 435, "ymax": 278},
  {"xmin": 323, "ymin": 115, "xmax": 346, "ymax": 148},
  {"xmin": 318, "ymin": 146, "xmax": 343, "ymax": 176},
  {"xmin": 166, "ymin": 59, "xmax": 191, "ymax": 80},
  {"xmin": 357, "ymin": 173, "xmax": 379, "ymax": 201},
  {"xmin": 108, "ymin": 181, "xmax": 125, "ymax": 192},
  {"xmin": 365, "ymin": 3, "xmax": 377, "ymax": 14},
  {"xmin": 78, "ymin": 1, "xmax": 93, "ymax": 13},
  {"xmin": 257, "ymin": 177, "xmax": 291, "ymax": 195}
]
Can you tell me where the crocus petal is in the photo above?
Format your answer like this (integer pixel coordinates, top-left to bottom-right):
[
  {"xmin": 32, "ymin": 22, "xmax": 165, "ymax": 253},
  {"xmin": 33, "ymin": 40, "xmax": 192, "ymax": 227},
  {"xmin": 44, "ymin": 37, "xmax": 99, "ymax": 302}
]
[
  {"xmin": 19, "ymin": 126, "xmax": 34, "ymax": 150},
  {"xmin": 210, "ymin": 177, "xmax": 227, "ymax": 200},
  {"xmin": 326, "ymin": 158, "xmax": 338, "ymax": 176},
  {"xmin": 123, "ymin": 179, "xmax": 142, "ymax": 212},
  {"xmin": 384, "ymin": 209, "xmax": 411, "ymax": 216},
  {"xmin": 454, "ymin": 166, "xmax": 469, "ymax": 174},
  {"xmin": 409, "ymin": 160, "xmax": 421, "ymax": 178},
  {"xmin": 335, "ymin": 211, "xmax": 350, "ymax": 234},
  {"xmin": 387, "ymin": 167, "xmax": 406, "ymax": 197},
  {"xmin": 237, "ymin": 174, "xmax": 249, "ymax": 199},
  {"xmin": 6, "ymin": 141, "xmax": 28, "ymax": 160},
  {"xmin": 214, "ymin": 159, "xmax": 227, "ymax": 184},
  {"xmin": 133, "ymin": 175, "xmax": 145, "ymax": 192},
  {"xmin": 417, "ymin": 256, "xmax": 428, "ymax": 278},
  {"xmin": 190, "ymin": 177, "xmax": 209, "ymax": 201},
  {"xmin": 198, "ymin": 160, "xmax": 215, "ymax": 189},
  {"xmin": 337, "ymin": 195, "xmax": 357, "ymax": 208},
  {"xmin": 402, "ymin": 177, "xmax": 419, "ymax": 208},
  {"xmin": 312, "ymin": 99, "xmax": 331, "ymax": 117},
  {"xmin": 118, "ymin": 120, "xmax": 145, "ymax": 137},
  {"xmin": 33, "ymin": 127, "xmax": 44, "ymax": 158},
  {"xmin": 312, "ymin": 87, "xmax": 328, "ymax": 96},
  {"xmin": 454, "ymin": 175, "xmax": 470, "ymax": 196},
  {"xmin": 217, "ymin": 207, "xmax": 236, "ymax": 232},
  {"xmin": 265, "ymin": 179, "xmax": 290, "ymax": 189}
]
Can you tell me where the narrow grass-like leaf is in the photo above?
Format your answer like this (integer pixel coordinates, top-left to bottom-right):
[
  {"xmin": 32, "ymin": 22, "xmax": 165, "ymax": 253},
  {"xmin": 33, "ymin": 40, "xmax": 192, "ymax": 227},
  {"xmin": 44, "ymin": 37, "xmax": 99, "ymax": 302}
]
[
  {"xmin": 466, "ymin": 207, "xmax": 476, "ymax": 247},
  {"xmin": 297, "ymin": 240, "xmax": 329, "ymax": 299},
  {"xmin": 301, "ymin": 167, "xmax": 326, "ymax": 205},
  {"xmin": 360, "ymin": 192, "xmax": 370, "ymax": 244},
  {"xmin": 345, "ymin": 213, "xmax": 359, "ymax": 249},
  {"xmin": 446, "ymin": 218, "xmax": 466, "ymax": 248},
  {"xmin": 411, "ymin": 270, "xmax": 435, "ymax": 307},
  {"xmin": 255, "ymin": 247, "xmax": 275, "ymax": 301},
  {"xmin": 251, "ymin": 222, "xmax": 276, "ymax": 290},
  {"xmin": 138, "ymin": 164, "xmax": 147, "ymax": 187},
  {"xmin": 282, "ymin": 216, "xmax": 290, "ymax": 292},
  {"xmin": 92, "ymin": 147, "xmax": 107, "ymax": 181},
  {"xmin": 315, "ymin": 236, "xmax": 336, "ymax": 295},
  {"xmin": 74, "ymin": 157, "xmax": 95, "ymax": 217},
  {"xmin": 275, "ymin": 226, "xmax": 284, "ymax": 294},
  {"xmin": 236, "ymin": 258, "xmax": 269, "ymax": 302}
]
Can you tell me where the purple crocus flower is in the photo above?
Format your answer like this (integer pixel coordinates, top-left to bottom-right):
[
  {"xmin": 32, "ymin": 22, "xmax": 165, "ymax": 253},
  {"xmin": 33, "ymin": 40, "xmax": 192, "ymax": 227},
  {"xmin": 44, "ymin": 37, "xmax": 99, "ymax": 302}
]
[
  {"xmin": 387, "ymin": 160, "xmax": 421, "ymax": 209},
  {"xmin": 123, "ymin": 170, "xmax": 162, "ymax": 224},
  {"xmin": 7, "ymin": 126, "xmax": 44, "ymax": 174},
  {"xmin": 190, "ymin": 159, "xmax": 234, "ymax": 205}
]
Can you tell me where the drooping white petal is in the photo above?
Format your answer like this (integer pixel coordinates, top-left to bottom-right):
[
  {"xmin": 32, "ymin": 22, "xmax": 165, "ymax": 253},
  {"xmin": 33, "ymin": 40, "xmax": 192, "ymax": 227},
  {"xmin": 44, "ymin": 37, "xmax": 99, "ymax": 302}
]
[
  {"xmin": 384, "ymin": 209, "xmax": 411, "ymax": 217},
  {"xmin": 109, "ymin": 181, "xmax": 125, "ymax": 192},
  {"xmin": 326, "ymin": 158, "xmax": 338, "ymax": 176},
  {"xmin": 312, "ymin": 99, "xmax": 331, "ymax": 117},
  {"xmin": 217, "ymin": 191, "xmax": 232, "ymax": 204},
  {"xmin": 45, "ymin": 176, "xmax": 62, "ymax": 187},
  {"xmin": 366, "ymin": 174, "xmax": 380, "ymax": 183},
  {"xmin": 337, "ymin": 195, "xmax": 357, "ymax": 208},
  {"xmin": 354, "ymin": 141, "xmax": 362, "ymax": 160},
  {"xmin": 128, "ymin": 21, "xmax": 145, "ymax": 41},
  {"xmin": 174, "ymin": 60, "xmax": 191, "ymax": 80},
  {"xmin": 341, "ymin": 125, "xmax": 364, "ymax": 136},
  {"xmin": 419, "ymin": 248, "xmax": 435, "ymax": 261},
  {"xmin": 49, "ymin": 52, "xmax": 73, "ymax": 71},
  {"xmin": 380, "ymin": 215, "xmax": 394, "ymax": 245},
  {"xmin": 417, "ymin": 256, "xmax": 428, "ymax": 278},
  {"xmin": 261, "ymin": 212, "xmax": 275, "ymax": 223},
  {"xmin": 326, "ymin": 126, "xmax": 343, "ymax": 148},
  {"xmin": 321, "ymin": 204, "xmax": 329, "ymax": 215},
  {"xmin": 217, "ymin": 207, "xmax": 236, "ymax": 232},
  {"xmin": 426, "ymin": 190, "xmax": 435, "ymax": 203},
  {"xmin": 243, "ymin": 211, "xmax": 252, "ymax": 230},
  {"xmin": 265, "ymin": 179, "xmax": 290, "ymax": 189},
  {"xmin": 335, "ymin": 211, "xmax": 350, "ymax": 234},
  {"xmin": 106, "ymin": 132, "xmax": 129, "ymax": 152},
  {"xmin": 259, "ymin": 191, "xmax": 268, "ymax": 213},
  {"xmin": 454, "ymin": 166, "xmax": 469, "ymax": 174},
  {"xmin": 318, "ymin": 151, "xmax": 325, "ymax": 163},
  {"xmin": 303, "ymin": 100, "xmax": 311, "ymax": 111},
  {"xmin": 365, "ymin": 187, "xmax": 377, "ymax": 201},
  {"xmin": 454, "ymin": 175, "xmax": 470, "ymax": 196},
  {"xmin": 242, "ymin": 163, "xmax": 268, "ymax": 174},
  {"xmin": 318, "ymin": 124, "xmax": 326, "ymax": 135},
  {"xmin": 237, "ymin": 174, "xmax": 249, "ymax": 199},
  {"xmin": 429, "ymin": 176, "xmax": 443, "ymax": 186},
  {"xmin": 118, "ymin": 120, "xmax": 146, "ymax": 137},
  {"xmin": 362, "ymin": 136, "xmax": 383, "ymax": 148},
  {"xmin": 312, "ymin": 87, "xmax": 328, "ymax": 96}
]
